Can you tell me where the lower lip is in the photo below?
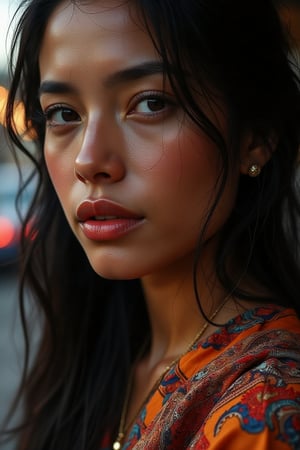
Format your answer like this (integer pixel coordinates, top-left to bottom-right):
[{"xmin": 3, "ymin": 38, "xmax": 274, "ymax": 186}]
[{"xmin": 79, "ymin": 218, "xmax": 143, "ymax": 241}]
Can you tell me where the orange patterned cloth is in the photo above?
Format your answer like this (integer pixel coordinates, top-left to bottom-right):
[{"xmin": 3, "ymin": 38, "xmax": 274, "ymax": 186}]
[{"xmin": 116, "ymin": 306, "xmax": 300, "ymax": 449}]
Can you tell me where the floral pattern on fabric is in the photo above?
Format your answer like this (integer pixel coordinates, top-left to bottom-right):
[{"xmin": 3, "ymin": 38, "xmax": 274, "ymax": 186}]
[
  {"xmin": 102, "ymin": 306, "xmax": 300, "ymax": 449},
  {"xmin": 215, "ymin": 384, "xmax": 300, "ymax": 446}
]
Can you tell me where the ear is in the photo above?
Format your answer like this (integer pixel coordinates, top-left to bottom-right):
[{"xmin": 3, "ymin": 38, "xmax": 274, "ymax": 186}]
[{"xmin": 239, "ymin": 134, "xmax": 276, "ymax": 176}]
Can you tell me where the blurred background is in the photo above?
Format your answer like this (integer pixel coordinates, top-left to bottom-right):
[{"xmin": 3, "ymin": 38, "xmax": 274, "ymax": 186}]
[{"xmin": 0, "ymin": 1, "xmax": 300, "ymax": 449}]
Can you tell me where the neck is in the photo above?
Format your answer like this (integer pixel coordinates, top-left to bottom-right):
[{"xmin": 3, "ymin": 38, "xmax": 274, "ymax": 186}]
[{"xmin": 140, "ymin": 248, "xmax": 227, "ymax": 371}]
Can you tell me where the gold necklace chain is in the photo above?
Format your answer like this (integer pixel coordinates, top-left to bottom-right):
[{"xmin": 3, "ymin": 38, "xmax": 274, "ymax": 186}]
[{"xmin": 112, "ymin": 298, "xmax": 228, "ymax": 450}]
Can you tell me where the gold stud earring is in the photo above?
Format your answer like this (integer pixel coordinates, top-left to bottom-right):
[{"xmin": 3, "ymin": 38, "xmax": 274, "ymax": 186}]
[{"xmin": 248, "ymin": 164, "xmax": 261, "ymax": 177}]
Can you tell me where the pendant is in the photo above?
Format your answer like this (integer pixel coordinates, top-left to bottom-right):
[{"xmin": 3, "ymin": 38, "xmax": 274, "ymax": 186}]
[{"xmin": 113, "ymin": 433, "xmax": 124, "ymax": 450}]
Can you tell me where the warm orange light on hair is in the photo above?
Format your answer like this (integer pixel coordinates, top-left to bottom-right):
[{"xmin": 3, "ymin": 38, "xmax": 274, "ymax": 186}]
[{"xmin": 0, "ymin": 86, "xmax": 36, "ymax": 140}]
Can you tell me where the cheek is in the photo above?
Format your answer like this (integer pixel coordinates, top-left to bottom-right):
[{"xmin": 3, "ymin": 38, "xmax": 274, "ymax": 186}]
[
  {"xmin": 138, "ymin": 127, "xmax": 222, "ymax": 202},
  {"xmin": 45, "ymin": 149, "xmax": 62, "ymax": 193},
  {"xmin": 141, "ymin": 127, "xmax": 238, "ymax": 237},
  {"xmin": 44, "ymin": 141, "xmax": 75, "ymax": 214}
]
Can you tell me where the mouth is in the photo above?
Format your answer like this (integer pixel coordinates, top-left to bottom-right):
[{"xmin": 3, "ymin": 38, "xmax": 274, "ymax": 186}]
[
  {"xmin": 76, "ymin": 199, "xmax": 144, "ymax": 241},
  {"xmin": 93, "ymin": 216, "xmax": 119, "ymax": 221},
  {"xmin": 77, "ymin": 198, "xmax": 142, "ymax": 221}
]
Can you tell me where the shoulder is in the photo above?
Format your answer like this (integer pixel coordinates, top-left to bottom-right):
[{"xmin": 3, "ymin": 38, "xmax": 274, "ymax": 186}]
[
  {"xmin": 189, "ymin": 305, "xmax": 300, "ymax": 449},
  {"xmin": 134, "ymin": 306, "xmax": 300, "ymax": 449},
  {"xmin": 196, "ymin": 355, "xmax": 300, "ymax": 449},
  {"xmin": 200, "ymin": 304, "xmax": 300, "ymax": 353},
  {"xmin": 191, "ymin": 305, "xmax": 300, "ymax": 413}
]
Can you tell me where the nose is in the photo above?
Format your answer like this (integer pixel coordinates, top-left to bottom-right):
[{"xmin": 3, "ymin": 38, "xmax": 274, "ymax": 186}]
[{"xmin": 74, "ymin": 115, "xmax": 126, "ymax": 184}]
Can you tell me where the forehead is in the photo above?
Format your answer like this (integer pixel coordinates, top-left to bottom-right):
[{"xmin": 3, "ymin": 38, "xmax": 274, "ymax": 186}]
[
  {"xmin": 48, "ymin": 0, "xmax": 136, "ymax": 32},
  {"xmin": 39, "ymin": 0, "xmax": 159, "ymax": 74}
]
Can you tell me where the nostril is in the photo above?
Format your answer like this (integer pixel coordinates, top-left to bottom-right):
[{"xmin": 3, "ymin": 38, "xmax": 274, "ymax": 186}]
[
  {"xmin": 98, "ymin": 172, "xmax": 110, "ymax": 179},
  {"xmin": 74, "ymin": 168, "xmax": 86, "ymax": 183},
  {"xmin": 74, "ymin": 168, "xmax": 112, "ymax": 183}
]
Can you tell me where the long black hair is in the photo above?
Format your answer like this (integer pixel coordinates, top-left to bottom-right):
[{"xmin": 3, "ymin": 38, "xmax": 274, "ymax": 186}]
[{"xmin": 2, "ymin": 0, "xmax": 300, "ymax": 449}]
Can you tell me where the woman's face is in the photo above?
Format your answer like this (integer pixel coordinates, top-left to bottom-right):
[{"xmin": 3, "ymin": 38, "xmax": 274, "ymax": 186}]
[{"xmin": 39, "ymin": 0, "xmax": 240, "ymax": 280}]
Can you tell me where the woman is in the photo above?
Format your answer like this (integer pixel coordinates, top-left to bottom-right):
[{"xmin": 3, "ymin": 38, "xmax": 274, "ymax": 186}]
[{"xmin": 2, "ymin": 0, "xmax": 300, "ymax": 449}]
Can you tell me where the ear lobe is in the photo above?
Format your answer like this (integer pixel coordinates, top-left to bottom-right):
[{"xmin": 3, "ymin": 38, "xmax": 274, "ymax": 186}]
[{"xmin": 239, "ymin": 134, "xmax": 275, "ymax": 176}]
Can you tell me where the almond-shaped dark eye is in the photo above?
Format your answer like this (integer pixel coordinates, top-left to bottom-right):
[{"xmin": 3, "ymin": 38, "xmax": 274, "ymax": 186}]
[
  {"xmin": 45, "ymin": 106, "xmax": 81, "ymax": 125},
  {"xmin": 135, "ymin": 97, "xmax": 167, "ymax": 114}
]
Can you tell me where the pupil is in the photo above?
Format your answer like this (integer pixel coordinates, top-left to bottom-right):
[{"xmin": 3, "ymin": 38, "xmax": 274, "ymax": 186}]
[
  {"xmin": 147, "ymin": 99, "xmax": 164, "ymax": 112},
  {"xmin": 62, "ymin": 109, "xmax": 78, "ymax": 121}
]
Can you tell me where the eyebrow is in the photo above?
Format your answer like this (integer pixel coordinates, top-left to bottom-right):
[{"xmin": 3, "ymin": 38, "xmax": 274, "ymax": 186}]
[
  {"xmin": 39, "ymin": 61, "xmax": 166, "ymax": 97},
  {"xmin": 39, "ymin": 81, "xmax": 77, "ymax": 97},
  {"xmin": 103, "ymin": 61, "xmax": 165, "ymax": 87}
]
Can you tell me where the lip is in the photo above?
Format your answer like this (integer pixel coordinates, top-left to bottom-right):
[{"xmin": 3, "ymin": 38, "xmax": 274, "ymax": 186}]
[{"xmin": 76, "ymin": 199, "xmax": 144, "ymax": 241}]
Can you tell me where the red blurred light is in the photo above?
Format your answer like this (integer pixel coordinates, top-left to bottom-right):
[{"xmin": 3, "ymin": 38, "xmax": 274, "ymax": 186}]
[
  {"xmin": 25, "ymin": 219, "xmax": 37, "ymax": 241},
  {"xmin": 0, "ymin": 216, "xmax": 15, "ymax": 248}
]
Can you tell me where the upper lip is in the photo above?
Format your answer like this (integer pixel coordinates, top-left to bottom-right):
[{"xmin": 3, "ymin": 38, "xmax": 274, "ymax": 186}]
[{"xmin": 76, "ymin": 199, "xmax": 143, "ymax": 222}]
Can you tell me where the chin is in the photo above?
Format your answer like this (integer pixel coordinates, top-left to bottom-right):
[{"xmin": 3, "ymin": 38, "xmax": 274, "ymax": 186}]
[{"xmin": 88, "ymin": 258, "xmax": 145, "ymax": 281}]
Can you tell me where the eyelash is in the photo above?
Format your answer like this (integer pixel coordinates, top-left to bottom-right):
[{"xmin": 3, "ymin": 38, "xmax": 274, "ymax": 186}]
[{"xmin": 43, "ymin": 104, "xmax": 81, "ymax": 127}]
